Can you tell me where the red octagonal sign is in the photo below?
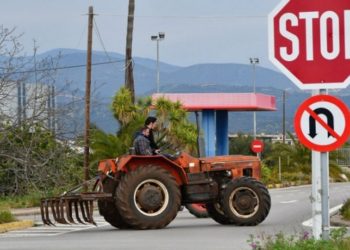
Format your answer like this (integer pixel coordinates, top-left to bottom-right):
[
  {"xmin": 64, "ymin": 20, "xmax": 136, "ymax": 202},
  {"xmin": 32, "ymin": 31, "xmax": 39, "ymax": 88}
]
[{"xmin": 269, "ymin": 0, "xmax": 350, "ymax": 89}]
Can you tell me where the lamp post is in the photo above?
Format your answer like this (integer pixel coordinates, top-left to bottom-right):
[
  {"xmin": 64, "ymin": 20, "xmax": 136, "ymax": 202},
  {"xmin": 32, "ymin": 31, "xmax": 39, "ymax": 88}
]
[
  {"xmin": 151, "ymin": 32, "xmax": 165, "ymax": 93},
  {"xmin": 250, "ymin": 57, "xmax": 259, "ymax": 139}
]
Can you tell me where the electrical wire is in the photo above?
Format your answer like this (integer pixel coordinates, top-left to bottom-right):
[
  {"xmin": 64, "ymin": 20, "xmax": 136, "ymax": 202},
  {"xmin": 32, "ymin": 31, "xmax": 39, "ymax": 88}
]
[
  {"xmin": 0, "ymin": 60, "xmax": 124, "ymax": 75},
  {"xmin": 96, "ymin": 14, "xmax": 266, "ymax": 19},
  {"xmin": 93, "ymin": 18, "xmax": 113, "ymax": 62}
]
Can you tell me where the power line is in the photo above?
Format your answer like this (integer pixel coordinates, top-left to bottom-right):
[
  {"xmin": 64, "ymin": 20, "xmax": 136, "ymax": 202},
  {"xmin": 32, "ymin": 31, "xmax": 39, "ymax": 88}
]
[
  {"xmin": 96, "ymin": 14, "xmax": 267, "ymax": 19},
  {"xmin": 93, "ymin": 18, "xmax": 112, "ymax": 62},
  {"xmin": 0, "ymin": 60, "xmax": 123, "ymax": 75}
]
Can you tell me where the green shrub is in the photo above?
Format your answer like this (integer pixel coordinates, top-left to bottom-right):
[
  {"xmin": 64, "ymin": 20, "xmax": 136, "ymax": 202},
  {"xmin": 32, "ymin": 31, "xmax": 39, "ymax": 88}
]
[
  {"xmin": 340, "ymin": 199, "xmax": 350, "ymax": 220},
  {"xmin": 0, "ymin": 210, "xmax": 16, "ymax": 224},
  {"xmin": 247, "ymin": 228, "xmax": 350, "ymax": 250},
  {"xmin": 0, "ymin": 193, "xmax": 42, "ymax": 209}
]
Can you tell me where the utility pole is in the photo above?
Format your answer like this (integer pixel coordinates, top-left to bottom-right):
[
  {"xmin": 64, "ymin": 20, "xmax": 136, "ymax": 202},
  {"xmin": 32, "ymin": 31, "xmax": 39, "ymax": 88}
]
[
  {"xmin": 84, "ymin": 6, "xmax": 94, "ymax": 187},
  {"xmin": 125, "ymin": 0, "xmax": 135, "ymax": 103}
]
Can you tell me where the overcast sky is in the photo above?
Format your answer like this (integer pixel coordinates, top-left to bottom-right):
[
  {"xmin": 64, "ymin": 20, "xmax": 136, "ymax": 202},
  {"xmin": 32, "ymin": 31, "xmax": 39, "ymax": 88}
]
[{"xmin": 1, "ymin": 0, "xmax": 281, "ymax": 69}]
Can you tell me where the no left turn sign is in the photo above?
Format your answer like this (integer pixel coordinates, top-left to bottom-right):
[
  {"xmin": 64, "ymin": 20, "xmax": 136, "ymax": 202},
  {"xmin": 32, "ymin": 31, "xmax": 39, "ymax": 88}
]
[{"xmin": 294, "ymin": 95, "xmax": 350, "ymax": 152}]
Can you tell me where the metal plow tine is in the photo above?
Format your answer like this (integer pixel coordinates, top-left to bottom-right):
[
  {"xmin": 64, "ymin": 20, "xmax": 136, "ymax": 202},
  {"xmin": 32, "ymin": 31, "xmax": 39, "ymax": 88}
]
[
  {"xmin": 79, "ymin": 200, "xmax": 90, "ymax": 223},
  {"xmin": 65, "ymin": 199, "xmax": 75, "ymax": 224},
  {"xmin": 73, "ymin": 200, "xmax": 85, "ymax": 224},
  {"xmin": 54, "ymin": 198, "xmax": 64, "ymax": 224},
  {"xmin": 45, "ymin": 200, "xmax": 55, "ymax": 226},
  {"xmin": 87, "ymin": 200, "xmax": 96, "ymax": 226},
  {"xmin": 40, "ymin": 199, "xmax": 48, "ymax": 225},
  {"xmin": 40, "ymin": 199, "xmax": 54, "ymax": 226},
  {"xmin": 50, "ymin": 199, "xmax": 59, "ymax": 223},
  {"xmin": 58, "ymin": 199, "xmax": 68, "ymax": 224}
]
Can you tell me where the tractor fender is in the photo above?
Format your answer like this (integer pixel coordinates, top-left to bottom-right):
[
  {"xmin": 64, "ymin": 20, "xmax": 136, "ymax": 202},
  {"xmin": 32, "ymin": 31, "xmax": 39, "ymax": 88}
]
[{"xmin": 116, "ymin": 155, "xmax": 188, "ymax": 186}]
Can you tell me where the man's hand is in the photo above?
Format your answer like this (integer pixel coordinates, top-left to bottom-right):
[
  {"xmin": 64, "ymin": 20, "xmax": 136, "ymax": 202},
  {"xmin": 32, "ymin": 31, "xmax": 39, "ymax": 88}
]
[{"xmin": 154, "ymin": 149, "xmax": 161, "ymax": 154}]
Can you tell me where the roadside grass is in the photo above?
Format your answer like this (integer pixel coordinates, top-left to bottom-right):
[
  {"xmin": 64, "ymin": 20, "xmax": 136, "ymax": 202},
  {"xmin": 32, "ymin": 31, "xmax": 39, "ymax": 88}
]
[
  {"xmin": 0, "ymin": 193, "xmax": 41, "ymax": 210},
  {"xmin": 248, "ymin": 228, "xmax": 350, "ymax": 250},
  {"xmin": 340, "ymin": 199, "xmax": 350, "ymax": 220},
  {"xmin": 0, "ymin": 210, "xmax": 16, "ymax": 224}
]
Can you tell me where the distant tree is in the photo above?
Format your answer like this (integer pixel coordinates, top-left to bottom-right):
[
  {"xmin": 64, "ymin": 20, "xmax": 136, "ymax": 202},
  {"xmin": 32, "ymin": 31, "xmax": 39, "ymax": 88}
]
[
  {"xmin": 263, "ymin": 132, "xmax": 344, "ymax": 182},
  {"xmin": 229, "ymin": 133, "xmax": 254, "ymax": 155}
]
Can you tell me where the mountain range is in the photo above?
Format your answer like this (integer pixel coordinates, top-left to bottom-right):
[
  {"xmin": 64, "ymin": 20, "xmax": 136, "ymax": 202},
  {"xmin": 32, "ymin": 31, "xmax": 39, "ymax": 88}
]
[{"xmin": 26, "ymin": 49, "xmax": 350, "ymax": 135}]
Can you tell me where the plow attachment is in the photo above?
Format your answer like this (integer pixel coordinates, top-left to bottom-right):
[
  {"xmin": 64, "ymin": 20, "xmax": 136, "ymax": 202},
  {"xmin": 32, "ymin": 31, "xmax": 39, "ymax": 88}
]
[{"xmin": 40, "ymin": 179, "xmax": 113, "ymax": 226}]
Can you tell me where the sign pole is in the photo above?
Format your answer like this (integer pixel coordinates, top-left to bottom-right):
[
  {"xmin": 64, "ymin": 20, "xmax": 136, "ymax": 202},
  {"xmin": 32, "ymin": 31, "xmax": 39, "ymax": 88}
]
[
  {"xmin": 311, "ymin": 150, "xmax": 322, "ymax": 239},
  {"xmin": 319, "ymin": 89, "xmax": 330, "ymax": 240},
  {"xmin": 310, "ymin": 89, "xmax": 330, "ymax": 240},
  {"xmin": 311, "ymin": 89, "xmax": 321, "ymax": 239},
  {"xmin": 321, "ymin": 151, "xmax": 330, "ymax": 240}
]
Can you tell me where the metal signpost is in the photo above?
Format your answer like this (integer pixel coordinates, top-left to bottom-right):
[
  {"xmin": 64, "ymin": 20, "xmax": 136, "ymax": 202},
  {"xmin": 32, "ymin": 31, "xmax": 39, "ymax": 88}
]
[
  {"xmin": 269, "ymin": 0, "xmax": 350, "ymax": 239},
  {"xmin": 294, "ymin": 95, "xmax": 350, "ymax": 238}
]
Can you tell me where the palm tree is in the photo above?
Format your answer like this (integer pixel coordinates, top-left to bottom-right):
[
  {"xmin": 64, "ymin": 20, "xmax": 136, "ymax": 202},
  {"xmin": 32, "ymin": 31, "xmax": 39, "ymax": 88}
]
[
  {"xmin": 89, "ymin": 128, "xmax": 125, "ymax": 167},
  {"xmin": 153, "ymin": 97, "xmax": 197, "ymax": 153},
  {"xmin": 90, "ymin": 88, "xmax": 198, "ymax": 163}
]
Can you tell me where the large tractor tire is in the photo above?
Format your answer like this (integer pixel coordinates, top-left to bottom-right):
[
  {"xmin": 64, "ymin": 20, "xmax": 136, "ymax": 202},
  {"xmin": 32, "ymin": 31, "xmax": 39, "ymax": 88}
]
[
  {"xmin": 185, "ymin": 203, "xmax": 209, "ymax": 218},
  {"xmin": 97, "ymin": 177, "xmax": 130, "ymax": 229},
  {"xmin": 206, "ymin": 202, "xmax": 233, "ymax": 225},
  {"xmin": 115, "ymin": 165, "xmax": 181, "ymax": 229},
  {"xmin": 221, "ymin": 177, "xmax": 271, "ymax": 226}
]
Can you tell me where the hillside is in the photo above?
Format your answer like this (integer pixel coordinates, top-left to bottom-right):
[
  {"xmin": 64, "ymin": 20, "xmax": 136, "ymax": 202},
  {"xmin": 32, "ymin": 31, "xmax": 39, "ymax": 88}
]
[{"xmin": 14, "ymin": 49, "xmax": 350, "ymax": 134}]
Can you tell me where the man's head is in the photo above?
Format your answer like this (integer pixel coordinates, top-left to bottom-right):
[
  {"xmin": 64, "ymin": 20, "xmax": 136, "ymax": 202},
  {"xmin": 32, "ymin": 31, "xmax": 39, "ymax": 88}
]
[
  {"xmin": 145, "ymin": 116, "xmax": 157, "ymax": 130},
  {"xmin": 141, "ymin": 127, "xmax": 150, "ymax": 137}
]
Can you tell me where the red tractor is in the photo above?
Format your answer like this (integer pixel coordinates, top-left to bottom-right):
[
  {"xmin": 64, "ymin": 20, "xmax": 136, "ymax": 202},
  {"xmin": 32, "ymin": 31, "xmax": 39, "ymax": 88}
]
[{"xmin": 41, "ymin": 152, "xmax": 270, "ymax": 229}]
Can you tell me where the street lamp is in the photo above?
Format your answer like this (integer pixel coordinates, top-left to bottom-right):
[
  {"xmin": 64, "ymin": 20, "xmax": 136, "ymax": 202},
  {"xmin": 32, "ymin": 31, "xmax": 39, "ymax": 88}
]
[
  {"xmin": 250, "ymin": 57, "xmax": 259, "ymax": 139},
  {"xmin": 151, "ymin": 32, "xmax": 165, "ymax": 93}
]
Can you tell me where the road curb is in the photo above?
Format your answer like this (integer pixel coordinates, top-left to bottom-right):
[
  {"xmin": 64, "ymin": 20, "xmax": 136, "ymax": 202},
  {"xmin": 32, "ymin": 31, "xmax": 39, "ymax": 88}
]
[
  {"xmin": 0, "ymin": 220, "xmax": 34, "ymax": 233},
  {"xmin": 302, "ymin": 204, "xmax": 347, "ymax": 228}
]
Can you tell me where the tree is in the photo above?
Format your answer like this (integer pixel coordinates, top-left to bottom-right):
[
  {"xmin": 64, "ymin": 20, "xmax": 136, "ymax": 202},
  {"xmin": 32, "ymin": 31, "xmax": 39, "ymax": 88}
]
[
  {"xmin": 263, "ymin": 132, "xmax": 344, "ymax": 182},
  {"xmin": 0, "ymin": 27, "xmax": 85, "ymax": 195},
  {"xmin": 229, "ymin": 133, "xmax": 254, "ymax": 155},
  {"xmin": 90, "ymin": 87, "xmax": 197, "ymax": 163}
]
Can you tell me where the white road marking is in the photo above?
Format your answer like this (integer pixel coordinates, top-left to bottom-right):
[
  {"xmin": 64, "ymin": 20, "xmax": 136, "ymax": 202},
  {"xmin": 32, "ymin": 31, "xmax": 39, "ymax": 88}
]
[
  {"xmin": 280, "ymin": 200, "xmax": 298, "ymax": 204},
  {"xmin": 302, "ymin": 204, "xmax": 343, "ymax": 227},
  {"xmin": 0, "ymin": 217, "xmax": 109, "ymax": 238}
]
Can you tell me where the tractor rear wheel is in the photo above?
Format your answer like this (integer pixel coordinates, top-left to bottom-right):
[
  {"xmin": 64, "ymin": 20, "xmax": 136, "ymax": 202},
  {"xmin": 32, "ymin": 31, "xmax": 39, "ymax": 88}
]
[
  {"xmin": 116, "ymin": 165, "xmax": 181, "ymax": 229},
  {"xmin": 206, "ymin": 202, "xmax": 233, "ymax": 225},
  {"xmin": 97, "ymin": 177, "xmax": 130, "ymax": 229},
  {"xmin": 185, "ymin": 203, "xmax": 209, "ymax": 218},
  {"xmin": 221, "ymin": 177, "xmax": 271, "ymax": 226}
]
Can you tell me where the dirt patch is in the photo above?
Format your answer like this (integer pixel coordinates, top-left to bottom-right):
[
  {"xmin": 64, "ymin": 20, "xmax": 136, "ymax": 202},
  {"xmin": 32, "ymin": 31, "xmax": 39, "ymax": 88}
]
[{"xmin": 330, "ymin": 212, "xmax": 350, "ymax": 227}]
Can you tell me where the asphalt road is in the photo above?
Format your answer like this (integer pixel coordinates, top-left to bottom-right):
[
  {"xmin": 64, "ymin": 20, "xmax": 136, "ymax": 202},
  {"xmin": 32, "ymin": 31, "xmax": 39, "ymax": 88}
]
[{"xmin": 1, "ymin": 183, "xmax": 350, "ymax": 250}]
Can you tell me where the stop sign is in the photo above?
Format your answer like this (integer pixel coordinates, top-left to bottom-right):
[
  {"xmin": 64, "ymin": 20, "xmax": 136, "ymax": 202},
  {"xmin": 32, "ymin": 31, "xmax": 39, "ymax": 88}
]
[
  {"xmin": 250, "ymin": 140, "xmax": 264, "ymax": 153},
  {"xmin": 269, "ymin": 0, "xmax": 350, "ymax": 89}
]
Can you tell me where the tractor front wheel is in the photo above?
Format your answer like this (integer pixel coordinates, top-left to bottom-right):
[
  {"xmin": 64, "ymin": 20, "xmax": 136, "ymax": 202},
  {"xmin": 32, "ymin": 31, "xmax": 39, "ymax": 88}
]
[
  {"xmin": 221, "ymin": 177, "xmax": 271, "ymax": 226},
  {"xmin": 116, "ymin": 165, "xmax": 181, "ymax": 229}
]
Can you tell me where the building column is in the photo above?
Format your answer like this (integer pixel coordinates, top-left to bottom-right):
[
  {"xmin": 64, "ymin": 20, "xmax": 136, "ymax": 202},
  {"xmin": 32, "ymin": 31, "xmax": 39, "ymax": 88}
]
[
  {"xmin": 216, "ymin": 110, "xmax": 228, "ymax": 155},
  {"xmin": 201, "ymin": 110, "xmax": 216, "ymax": 157}
]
